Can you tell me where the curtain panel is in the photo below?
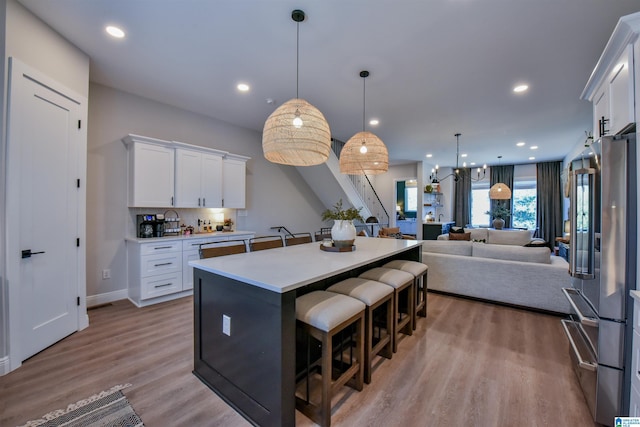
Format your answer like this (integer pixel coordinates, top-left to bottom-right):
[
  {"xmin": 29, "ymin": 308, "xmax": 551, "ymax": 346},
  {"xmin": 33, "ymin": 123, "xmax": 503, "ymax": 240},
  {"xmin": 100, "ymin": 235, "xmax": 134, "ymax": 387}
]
[
  {"xmin": 453, "ymin": 168, "xmax": 472, "ymax": 227},
  {"xmin": 536, "ymin": 161, "xmax": 563, "ymax": 247},
  {"xmin": 490, "ymin": 165, "xmax": 514, "ymax": 228}
]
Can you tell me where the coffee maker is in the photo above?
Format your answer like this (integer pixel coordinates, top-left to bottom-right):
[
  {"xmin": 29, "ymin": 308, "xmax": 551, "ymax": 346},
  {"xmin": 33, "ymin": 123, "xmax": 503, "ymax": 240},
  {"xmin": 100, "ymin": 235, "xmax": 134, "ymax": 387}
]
[{"xmin": 137, "ymin": 214, "xmax": 165, "ymax": 238}]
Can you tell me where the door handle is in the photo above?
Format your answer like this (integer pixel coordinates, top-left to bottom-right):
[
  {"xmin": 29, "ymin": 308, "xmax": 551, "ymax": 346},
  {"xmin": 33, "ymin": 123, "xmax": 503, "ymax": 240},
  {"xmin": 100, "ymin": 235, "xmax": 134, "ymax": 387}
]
[{"xmin": 22, "ymin": 249, "xmax": 45, "ymax": 259}]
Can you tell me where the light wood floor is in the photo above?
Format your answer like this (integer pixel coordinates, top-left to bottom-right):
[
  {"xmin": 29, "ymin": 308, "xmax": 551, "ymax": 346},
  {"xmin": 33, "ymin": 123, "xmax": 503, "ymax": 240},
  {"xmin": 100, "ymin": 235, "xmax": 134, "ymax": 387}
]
[{"xmin": 0, "ymin": 293, "xmax": 597, "ymax": 427}]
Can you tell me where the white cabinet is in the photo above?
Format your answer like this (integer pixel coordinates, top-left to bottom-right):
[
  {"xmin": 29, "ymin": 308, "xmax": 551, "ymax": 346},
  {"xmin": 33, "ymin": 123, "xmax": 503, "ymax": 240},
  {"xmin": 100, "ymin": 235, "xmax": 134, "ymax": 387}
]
[
  {"xmin": 128, "ymin": 239, "xmax": 184, "ymax": 307},
  {"xmin": 174, "ymin": 146, "xmax": 224, "ymax": 208},
  {"xmin": 582, "ymin": 14, "xmax": 640, "ymax": 137},
  {"xmin": 223, "ymin": 154, "xmax": 250, "ymax": 208},
  {"xmin": 123, "ymin": 135, "xmax": 175, "ymax": 208},
  {"xmin": 630, "ymin": 291, "xmax": 640, "ymax": 417},
  {"xmin": 128, "ymin": 232, "xmax": 255, "ymax": 306}
]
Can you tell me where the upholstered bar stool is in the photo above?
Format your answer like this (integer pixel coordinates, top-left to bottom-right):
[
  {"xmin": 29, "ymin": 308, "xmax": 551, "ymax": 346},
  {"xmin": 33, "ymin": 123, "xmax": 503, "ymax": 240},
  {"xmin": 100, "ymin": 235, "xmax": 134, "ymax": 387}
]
[
  {"xmin": 359, "ymin": 267, "xmax": 414, "ymax": 353},
  {"xmin": 383, "ymin": 260, "xmax": 428, "ymax": 330},
  {"xmin": 296, "ymin": 291, "xmax": 365, "ymax": 427},
  {"xmin": 326, "ymin": 277, "xmax": 393, "ymax": 384}
]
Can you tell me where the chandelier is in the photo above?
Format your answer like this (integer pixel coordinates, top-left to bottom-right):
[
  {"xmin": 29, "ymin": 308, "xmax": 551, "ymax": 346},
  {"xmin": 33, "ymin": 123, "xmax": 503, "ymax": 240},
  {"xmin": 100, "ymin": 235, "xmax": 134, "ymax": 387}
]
[{"xmin": 429, "ymin": 133, "xmax": 486, "ymax": 183}]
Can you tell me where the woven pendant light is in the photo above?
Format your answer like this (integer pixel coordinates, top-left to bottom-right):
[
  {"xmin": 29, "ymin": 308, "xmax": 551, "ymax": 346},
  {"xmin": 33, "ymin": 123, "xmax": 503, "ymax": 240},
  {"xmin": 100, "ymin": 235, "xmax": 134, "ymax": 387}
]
[
  {"xmin": 340, "ymin": 71, "xmax": 388, "ymax": 175},
  {"xmin": 489, "ymin": 182, "xmax": 512, "ymax": 199},
  {"xmin": 262, "ymin": 10, "xmax": 331, "ymax": 166}
]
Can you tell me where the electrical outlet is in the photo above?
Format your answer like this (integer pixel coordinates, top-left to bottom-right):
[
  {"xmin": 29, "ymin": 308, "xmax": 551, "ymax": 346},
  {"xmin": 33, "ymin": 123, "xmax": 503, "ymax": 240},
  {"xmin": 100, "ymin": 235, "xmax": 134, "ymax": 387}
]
[
  {"xmin": 102, "ymin": 269, "xmax": 111, "ymax": 280},
  {"xmin": 223, "ymin": 314, "xmax": 231, "ymax": 336}
]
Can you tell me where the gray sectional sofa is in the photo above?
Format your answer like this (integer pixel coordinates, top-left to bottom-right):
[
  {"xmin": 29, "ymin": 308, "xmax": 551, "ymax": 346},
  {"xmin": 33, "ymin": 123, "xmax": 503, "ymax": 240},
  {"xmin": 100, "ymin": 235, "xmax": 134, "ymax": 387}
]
[{"xmin": 422, "ymin": 228, "xmax": 571, "ymax": 314}]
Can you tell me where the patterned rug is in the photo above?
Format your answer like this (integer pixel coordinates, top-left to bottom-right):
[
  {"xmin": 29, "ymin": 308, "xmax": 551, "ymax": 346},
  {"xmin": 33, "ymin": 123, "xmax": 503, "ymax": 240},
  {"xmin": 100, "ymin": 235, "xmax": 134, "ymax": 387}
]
[{"xmin": 18, "ymin": 384, "xmax": 144, "ymax": 427}]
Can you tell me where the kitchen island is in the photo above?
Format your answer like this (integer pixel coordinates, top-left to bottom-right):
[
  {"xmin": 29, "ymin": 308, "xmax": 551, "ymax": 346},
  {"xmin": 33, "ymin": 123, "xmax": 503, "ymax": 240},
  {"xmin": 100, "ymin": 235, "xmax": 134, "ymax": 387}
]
[{"xmin": 189, "ymin": 236, "xmax": 423, "ymax": 426}]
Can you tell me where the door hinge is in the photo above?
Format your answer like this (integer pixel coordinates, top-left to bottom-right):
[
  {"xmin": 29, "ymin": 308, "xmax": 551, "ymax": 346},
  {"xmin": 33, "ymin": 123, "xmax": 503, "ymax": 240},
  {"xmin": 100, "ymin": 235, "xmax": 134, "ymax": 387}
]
[
  {"xmin": 76, "ymin": 238, "xmax": 80, "ymax": 247},
  {"xmin": 77, "ymin": 296, "xmax": 80, "ymax": 306},
  {"xmin": 78, "ymin": 119, "xmax": 81, "ymax": 129},
  {"xmin": 77, "ymin": 178, "xmax": 80, "ymax": 188}
]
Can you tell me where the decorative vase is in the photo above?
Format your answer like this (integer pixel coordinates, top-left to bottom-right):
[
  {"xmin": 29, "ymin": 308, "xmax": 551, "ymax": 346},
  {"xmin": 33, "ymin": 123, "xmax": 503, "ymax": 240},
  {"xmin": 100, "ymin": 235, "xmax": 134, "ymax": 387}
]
[
  {"xmin": 493, "ymin": 218, "xmax": 505, "ymax": 230},
  {"xmin": 331, "ymin": 220, "xmax": 356, "ymax": 248}
]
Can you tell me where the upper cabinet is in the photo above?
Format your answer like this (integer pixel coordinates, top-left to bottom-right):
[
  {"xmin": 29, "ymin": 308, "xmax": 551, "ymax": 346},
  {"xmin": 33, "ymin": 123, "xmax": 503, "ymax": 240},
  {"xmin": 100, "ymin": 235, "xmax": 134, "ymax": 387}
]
[
  {"xmin": 223, "ymin": 154, "xmax": 250, "ymax": 209},
  {"xmin": 582, "ymin": 12, "xmax": 640, "ymax": 137},
  {"xmin": 174, "ymin": 144, "xmax": 224, "ymax": 208},
  {"xmin": 123, "ymin": 134, "xmax": 175, "ymax": 208},
  {"xmin": 122, "ymin": 134, "xmax": 250, "ymax": 208}
]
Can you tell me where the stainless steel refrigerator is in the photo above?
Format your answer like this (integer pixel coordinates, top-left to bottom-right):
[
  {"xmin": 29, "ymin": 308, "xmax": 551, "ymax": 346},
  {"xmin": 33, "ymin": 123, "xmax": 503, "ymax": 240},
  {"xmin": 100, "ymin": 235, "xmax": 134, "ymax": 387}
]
[{"xmin": 561, "ymin": 132, "xmax": 637, "ymax": 426}]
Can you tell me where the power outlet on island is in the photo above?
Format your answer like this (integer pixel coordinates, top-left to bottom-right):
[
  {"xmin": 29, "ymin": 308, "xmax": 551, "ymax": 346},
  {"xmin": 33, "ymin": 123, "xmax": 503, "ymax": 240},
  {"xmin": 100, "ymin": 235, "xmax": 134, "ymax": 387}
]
[
  {"xmin": 102, "ymin": 269, "xmax": 111, "ymax": 280},
  {"xmin": 223, "ymin": 314, "xmax": 231, "ymax": 336}
]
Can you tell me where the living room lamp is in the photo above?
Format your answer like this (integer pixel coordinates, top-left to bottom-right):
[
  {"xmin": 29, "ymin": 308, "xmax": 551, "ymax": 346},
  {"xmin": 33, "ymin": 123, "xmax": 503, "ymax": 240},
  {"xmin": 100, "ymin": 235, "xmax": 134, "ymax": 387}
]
[
  {"xmin": 262, "ymin": 10, "xmax": 331, "ymax": 166},
  {"xmin": 489, "ymin": 156, "xmax": 512, "ymax": 199},
  {"xmin": 340, "ymin": 70, "xmax": 389, "ymax": 175}
]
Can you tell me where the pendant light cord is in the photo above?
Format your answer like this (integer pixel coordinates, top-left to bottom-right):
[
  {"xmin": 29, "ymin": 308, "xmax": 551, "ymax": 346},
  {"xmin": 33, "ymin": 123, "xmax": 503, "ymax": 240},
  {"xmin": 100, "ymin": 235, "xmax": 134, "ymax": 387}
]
[
  {"xmin": 362, "ymin": 76, "xmax": 366, "ymax": 132},
  {"xmin": 296, "ymin": 20, "xmax": 299, "ymax": 99}
]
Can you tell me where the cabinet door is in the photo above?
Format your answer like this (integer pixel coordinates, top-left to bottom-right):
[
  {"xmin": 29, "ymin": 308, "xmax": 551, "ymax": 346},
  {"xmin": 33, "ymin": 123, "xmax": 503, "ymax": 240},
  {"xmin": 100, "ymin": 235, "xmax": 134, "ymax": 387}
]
[
  {"xmin": 130, "ymin": 142, "xmax": 174, "ymax": 207},
  {"xmin": 609, "ymin": 44, "xmax": 634, "ymax": 134},
  {"xmin": 175, "ymin": 149, "xmax": 203, "ymax": 208},
  {"xmin": 201, "ymin": 153, "xmax": 223, "ymax": 208},
  {"xmin": 223, "ymin": 158, "xmax": 246, "ymax": 208},
  {"xmin": 593, "ymin": 86, "xmax": 610, "ymax": 137}
]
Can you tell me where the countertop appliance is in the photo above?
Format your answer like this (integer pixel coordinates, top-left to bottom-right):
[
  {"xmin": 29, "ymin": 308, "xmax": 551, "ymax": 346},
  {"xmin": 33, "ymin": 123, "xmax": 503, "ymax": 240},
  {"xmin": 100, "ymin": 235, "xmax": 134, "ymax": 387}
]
[
  {"xmin": 561, "ymin": 132, "xmax": 637, "ymax": 425},
  {"xmin": 137, "ymin": 214, "xmax": 165, "ymax": 238}
]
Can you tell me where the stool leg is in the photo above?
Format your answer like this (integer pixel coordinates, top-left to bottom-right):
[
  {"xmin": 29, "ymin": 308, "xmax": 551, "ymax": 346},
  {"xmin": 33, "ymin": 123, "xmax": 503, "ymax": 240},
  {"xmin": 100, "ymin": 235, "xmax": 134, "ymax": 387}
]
[{"xmin": 321, "ymin": 332, "xmax": 332, "ymax": 427}]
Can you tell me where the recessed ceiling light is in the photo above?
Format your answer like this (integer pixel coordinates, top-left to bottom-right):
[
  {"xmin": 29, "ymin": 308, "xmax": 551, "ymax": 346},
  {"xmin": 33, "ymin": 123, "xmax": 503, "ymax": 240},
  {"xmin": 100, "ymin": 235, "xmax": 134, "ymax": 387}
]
[
  {"xmin": 369, "ymin": 119, "xmax": 379, "ymax": 126},
  {"xmin": 513, "ymin": 84, "xmax": 529, "ymax": 93},
  {"xmin": 426, "ymin": 154, "xmax": 432, "ymax": 158},
  {"xmin": 530, "ymin": 145, "xmax": 538, "ymax": 150},
  {"xmin": 237, "ymin": 83, "xmax": 250, "ymax": 92},
  {"xmin": 461, "ymin": 153, "xmax": 468, "ymax": 158},
  {"xmin": 105, "ymin": 25, "xmax": 125, "ymax": 38},
  {"xmin": 470, "ymin": 162, "xmax": 476, "ymax": 166},
  {"xmin": 516, "ymin": 141, "xmax": 525, "ymax": 147},
  {"xmin": 529, "ymin": 156, "xmax": 536, "ymax": 160}
]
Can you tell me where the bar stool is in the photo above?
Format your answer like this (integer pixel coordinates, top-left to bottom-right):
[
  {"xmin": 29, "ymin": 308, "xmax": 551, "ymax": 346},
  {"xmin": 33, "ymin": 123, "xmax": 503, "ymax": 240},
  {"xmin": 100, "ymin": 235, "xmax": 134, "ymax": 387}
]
[
  {"xmin": 326, "ymin": 277, "xmax": 393, "ymax": 384},
  {"xmin": 359, "ymin": 267, "xmax": 414, "ymax": 353},
  {"xmin": 296, "ymin": 291, "xmax": 365, "ymax": 427},
  {"xmin": 383, "ymin": 260, "xmax": 428, "ymax": 330}
]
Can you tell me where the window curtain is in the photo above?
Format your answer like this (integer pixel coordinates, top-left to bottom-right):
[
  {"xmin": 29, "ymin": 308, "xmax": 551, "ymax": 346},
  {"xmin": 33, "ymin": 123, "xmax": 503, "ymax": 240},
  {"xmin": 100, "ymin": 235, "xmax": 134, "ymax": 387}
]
[
  {"xmin": 453, "ymin": 168, "xmax": 472, "ymax": 227},
  {"xmin": 536, "ymin": 161, "xmax": 563, "ymax": 247},
  {"xmin": 490, "ymin": 165, "xmax": 514, "ymax": 228}
]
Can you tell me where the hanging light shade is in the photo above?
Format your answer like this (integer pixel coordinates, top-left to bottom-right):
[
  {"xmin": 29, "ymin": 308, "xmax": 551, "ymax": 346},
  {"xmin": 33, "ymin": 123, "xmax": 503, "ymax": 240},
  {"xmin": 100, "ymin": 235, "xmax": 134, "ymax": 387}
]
[
  {"xmin": 489, "ymin": 182, "xmax": 512, "ymax": 199},
  {"xmin": 340, "ymin": 70, "xmax": 388, "ymax": 175},
  {"xmin": 262, "ymin": 10, "xmax": 331, "ymax": 166}
]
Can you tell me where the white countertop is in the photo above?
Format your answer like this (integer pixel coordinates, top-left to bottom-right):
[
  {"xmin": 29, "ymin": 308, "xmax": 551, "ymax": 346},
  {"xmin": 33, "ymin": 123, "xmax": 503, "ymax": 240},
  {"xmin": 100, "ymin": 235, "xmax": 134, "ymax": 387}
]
[
  {"xmin": 126, "ymin": 230, "xmax": 255, "ymax": 244},
  {"xmin": 189, "ymin": 236, "xmax": 424, "ymax": 293},
  {"xmin": 630, "ymin": 290, "xmax": 640, "ymax": 303}
]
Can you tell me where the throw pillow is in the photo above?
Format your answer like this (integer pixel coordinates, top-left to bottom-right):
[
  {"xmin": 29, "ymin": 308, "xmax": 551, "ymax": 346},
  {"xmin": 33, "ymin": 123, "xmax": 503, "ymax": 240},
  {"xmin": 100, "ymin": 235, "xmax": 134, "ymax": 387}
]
[
  {"xmin": 389, "ymin": 232, "xmax": 403, "ymax": 239},
  {"xmin": 449, "ymin": 227, "xmax": 465, "ymax": 234},
  {"xmin": 449, "ymin": 232, "xmax": 471, "ymax": 241}
]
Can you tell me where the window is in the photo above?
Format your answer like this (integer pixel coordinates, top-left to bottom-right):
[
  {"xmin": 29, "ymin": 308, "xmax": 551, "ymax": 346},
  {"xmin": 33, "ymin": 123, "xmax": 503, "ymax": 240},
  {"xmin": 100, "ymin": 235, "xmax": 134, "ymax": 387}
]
[
  {"xmin": 405, "ymin": 186, "xmax": 417, "ymax": 212},
  {"xmin": 470, "ymin": 177, "xmax": 537, "ymax": 230},
  {"xmin": 512, "ymin": 180, "xmax": 536, "ymax": 230}
]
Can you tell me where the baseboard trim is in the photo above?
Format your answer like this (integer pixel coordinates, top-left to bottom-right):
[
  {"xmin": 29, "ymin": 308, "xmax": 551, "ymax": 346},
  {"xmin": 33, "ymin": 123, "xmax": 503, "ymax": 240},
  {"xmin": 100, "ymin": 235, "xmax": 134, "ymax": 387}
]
[
  {"xmin": 0, "ymin": 356, "xmax": 11, "ymax": 376},
  {"xmin": 87, "ymin": 289, "xmax": 128, "ymax": 308}
]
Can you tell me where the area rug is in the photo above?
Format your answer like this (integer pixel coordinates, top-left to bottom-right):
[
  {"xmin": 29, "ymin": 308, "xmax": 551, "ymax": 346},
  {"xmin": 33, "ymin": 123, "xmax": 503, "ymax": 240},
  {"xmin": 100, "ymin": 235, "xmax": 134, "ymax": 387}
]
[{"xmin": 18, "ymin": 384, "xmax": 144, "ymax": 427}]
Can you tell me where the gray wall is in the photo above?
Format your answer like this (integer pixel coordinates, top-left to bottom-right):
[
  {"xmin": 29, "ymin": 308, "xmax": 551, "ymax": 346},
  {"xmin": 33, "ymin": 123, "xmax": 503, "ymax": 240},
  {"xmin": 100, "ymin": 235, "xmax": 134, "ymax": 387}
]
[
  {"xmin": 1, "ymin": 0, "xmax": 90, "ymax": 367},
  {"xmin": 87, "ymin": 83, "xmax": 326, "ymax": 297}
]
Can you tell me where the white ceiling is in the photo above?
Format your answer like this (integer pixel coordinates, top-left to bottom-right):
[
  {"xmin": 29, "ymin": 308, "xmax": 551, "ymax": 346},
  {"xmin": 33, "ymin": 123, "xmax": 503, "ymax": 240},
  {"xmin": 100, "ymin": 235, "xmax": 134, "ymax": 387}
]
[{"xmin": 17, "ymin": 0, "xmax": 640, "ymax": 168}]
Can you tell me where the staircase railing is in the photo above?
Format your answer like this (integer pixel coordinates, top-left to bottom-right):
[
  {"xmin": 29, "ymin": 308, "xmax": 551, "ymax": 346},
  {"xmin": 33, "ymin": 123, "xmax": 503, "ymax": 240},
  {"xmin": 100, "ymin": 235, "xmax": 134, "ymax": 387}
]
[{"xmin": 331, "ymin": 138, "xmax": 390, "ymax": 230}]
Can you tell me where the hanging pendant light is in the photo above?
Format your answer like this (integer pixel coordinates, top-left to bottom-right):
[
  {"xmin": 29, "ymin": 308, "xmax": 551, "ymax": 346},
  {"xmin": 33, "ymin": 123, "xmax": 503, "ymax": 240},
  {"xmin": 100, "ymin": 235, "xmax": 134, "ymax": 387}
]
[
  {"xmin": 262, "ymin": 10, "xmax": 331, "ymax": 166},
  {"xmin": 489, "ymin": 155, "xmax": 512, "ymax": 199},
  {"xmin": 340, "ymin": 71, "xmax": 388, "ymax": 175}
]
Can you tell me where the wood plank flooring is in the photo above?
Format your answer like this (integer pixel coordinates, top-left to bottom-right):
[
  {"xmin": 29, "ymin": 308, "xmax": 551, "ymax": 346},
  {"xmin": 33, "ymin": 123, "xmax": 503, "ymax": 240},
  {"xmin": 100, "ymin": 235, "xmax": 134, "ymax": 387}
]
[{"xmin": 0, "ymin": 293, "xmax": 597, "ymax": 427}]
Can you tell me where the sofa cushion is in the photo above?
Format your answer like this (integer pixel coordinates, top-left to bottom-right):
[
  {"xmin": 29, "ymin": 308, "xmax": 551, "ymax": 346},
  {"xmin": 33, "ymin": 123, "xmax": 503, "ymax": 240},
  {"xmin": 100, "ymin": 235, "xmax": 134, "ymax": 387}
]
[
  {"xmin": 422, "ymin": 240, "xmax": 472, "ymax": 256},
  {"xmin": 487, "ymin": 229, "xmax": 533, "ymax": 246},
  {"xmin": 463, "ymin": 228, "xmax": 488, "ymax": 241},
  {"xmin": 449, "ymin": 232, "xmax": 471, "ymax": 241},
  {"xmin": 472, "ymin": 241, "xmax": 550, "ymax": 264}
]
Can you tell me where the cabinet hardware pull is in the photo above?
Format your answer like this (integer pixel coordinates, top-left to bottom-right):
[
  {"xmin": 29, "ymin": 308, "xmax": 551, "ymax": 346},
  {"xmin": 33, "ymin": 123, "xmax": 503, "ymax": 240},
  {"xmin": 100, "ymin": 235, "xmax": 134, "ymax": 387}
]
[
  {"xmin": 198, "ymin": 197, "xmax": 201, "ymax": 206},
  {"xmin": 153, "ymin": 246, "xmax": 173, "ymax": 250},
  {"xmin": 21, "ymin": 249, "xmax": 45, "ymax": 259},
  {"xmin": 171, "ymin": 196, "xmax": 174, "ymax": 206},
  {"xmin": 154, "ymin": 262, "xmax": 172, "ymax": 267},
  {"xmin": 203, "ymin": 198, "xmax": 206, "ymax": 206},
  {"xmin": 155, "ymin": 283, "xmax": 172, "ymax": 288}
]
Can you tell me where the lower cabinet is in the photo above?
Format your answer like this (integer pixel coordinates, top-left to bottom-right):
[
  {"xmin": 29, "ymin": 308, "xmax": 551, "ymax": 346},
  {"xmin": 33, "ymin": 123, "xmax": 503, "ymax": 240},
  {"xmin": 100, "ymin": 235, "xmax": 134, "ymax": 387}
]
[
  {"xmin": 128, "ymin": 233, "xmax": 255, "ymax": 307},
  {"xmin": 630, "ymin": 292, "xmax": 640, "ymax": 416}
]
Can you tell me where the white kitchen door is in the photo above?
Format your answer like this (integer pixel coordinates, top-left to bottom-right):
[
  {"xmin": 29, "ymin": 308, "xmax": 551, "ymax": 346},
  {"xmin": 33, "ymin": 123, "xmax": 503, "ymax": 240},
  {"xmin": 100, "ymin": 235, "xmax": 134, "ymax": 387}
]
[{"xmin": 6, "ymin": 58, "xmax": 87, "ymax": 365}]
